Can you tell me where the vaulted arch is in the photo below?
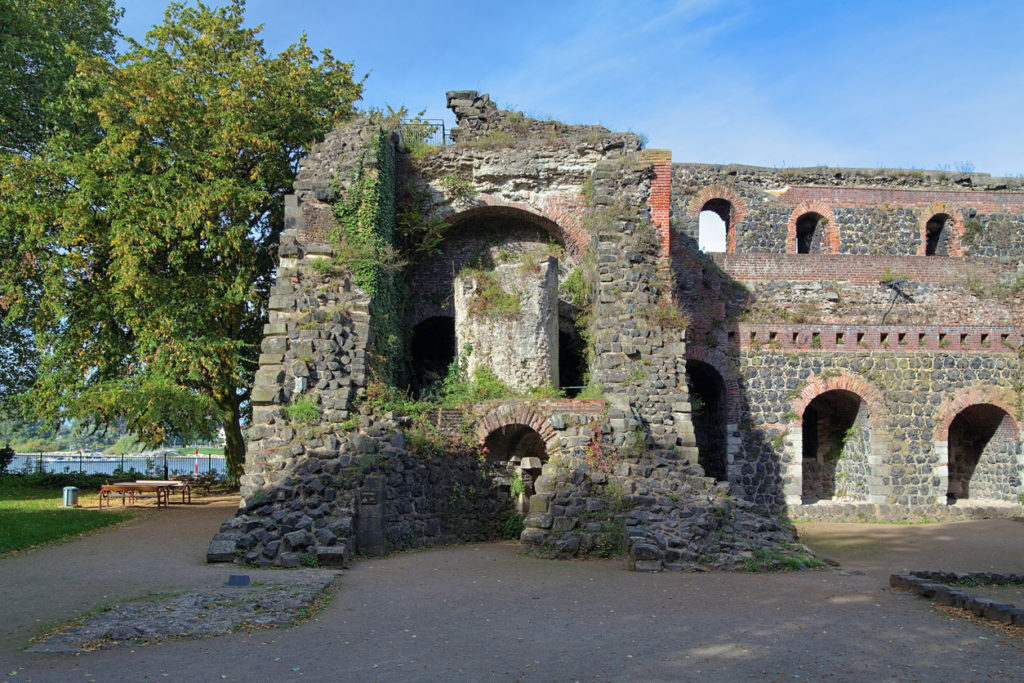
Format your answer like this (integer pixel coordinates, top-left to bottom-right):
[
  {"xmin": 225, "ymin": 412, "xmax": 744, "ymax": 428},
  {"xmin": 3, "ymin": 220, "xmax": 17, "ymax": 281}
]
[{"xmin": 786, "ymin": 202, "xmax": 838, "ymax": 254}]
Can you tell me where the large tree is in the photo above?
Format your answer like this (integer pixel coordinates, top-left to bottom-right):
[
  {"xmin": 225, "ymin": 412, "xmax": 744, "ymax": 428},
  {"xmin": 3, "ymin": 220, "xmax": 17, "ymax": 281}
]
[
  {"xmin": 0, "ymin": 0, "xmax": 362, "ymax": 482},
  {"xmin": 0, "ymin": 0, "xmax": 121, "ymax": 154}
]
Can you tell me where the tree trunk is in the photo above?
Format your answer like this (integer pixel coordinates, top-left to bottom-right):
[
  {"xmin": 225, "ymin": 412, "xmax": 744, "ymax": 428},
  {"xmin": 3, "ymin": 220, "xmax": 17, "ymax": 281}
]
[{"xmin": 219, "ymin": 395, "xmax": 246, "ymax": 487}]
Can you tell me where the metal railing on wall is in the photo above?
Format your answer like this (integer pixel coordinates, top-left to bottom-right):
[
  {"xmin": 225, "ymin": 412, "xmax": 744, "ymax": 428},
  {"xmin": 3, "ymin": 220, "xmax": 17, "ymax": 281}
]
[{"xmin": 397, "ymin": 119, "xmax": 447, "ymax": 149}]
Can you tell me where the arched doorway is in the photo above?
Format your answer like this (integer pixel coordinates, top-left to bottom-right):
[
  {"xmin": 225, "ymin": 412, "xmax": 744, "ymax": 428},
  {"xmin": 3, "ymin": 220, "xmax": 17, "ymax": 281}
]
[
  {"xmin": 801, "ymin": 389, "xmax": 871, "ymax": 502},
  {"xmin": 924, "ymin": 213, "xmax": 952, "ymax": 256},
  {"xmin": 795, "ymin": 212, "xmax": 825, "ymax": 254},
  {"xmin": 947, "ymin": 404, "xmax": 1019, "ymax": 502},
  {"xmin": 484, "ymin": 423, "xmax": 548, "ymax": 514},
  {"xmin": 409, "ymin": 316, "xmax": 455, "ymax": 398},
  {"xmin": 686, "ymin": 360, "xmax": 728, "ymax": 482}
]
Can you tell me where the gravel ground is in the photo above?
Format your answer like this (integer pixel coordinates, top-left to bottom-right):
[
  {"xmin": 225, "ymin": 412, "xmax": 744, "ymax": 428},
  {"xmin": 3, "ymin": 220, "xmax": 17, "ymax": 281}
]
[{"xmin": 2, "ymin": 498, "xmax": 1023, "ymax": 681}]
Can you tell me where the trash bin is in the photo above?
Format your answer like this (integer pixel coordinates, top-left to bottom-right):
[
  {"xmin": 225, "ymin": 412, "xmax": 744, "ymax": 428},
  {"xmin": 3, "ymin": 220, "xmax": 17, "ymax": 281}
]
[{"xmin": 62, "ymin": 486, "xmax": 79, "ymax": 507}]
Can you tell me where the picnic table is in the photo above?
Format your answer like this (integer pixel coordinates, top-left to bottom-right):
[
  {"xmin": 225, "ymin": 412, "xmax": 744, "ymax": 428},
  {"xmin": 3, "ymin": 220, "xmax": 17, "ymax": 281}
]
[{"xmin": 98, "ymin": 480, "xmax": 191, "ymax": 508}]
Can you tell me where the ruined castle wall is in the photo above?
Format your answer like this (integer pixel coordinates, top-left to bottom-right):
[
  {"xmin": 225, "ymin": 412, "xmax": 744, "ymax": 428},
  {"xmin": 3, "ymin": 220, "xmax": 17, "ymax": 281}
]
[
  {"xmin": 454, "ymin": 258, "xmax": 559, "ymax": 391},
  {"xmin": 731, "ymin": 349, "xmax": 1022, "ymax": 513},
  {"xmin": 406, "ymin": 222, "xmax": 568, "ymax": 328},
  {"xmin": 670, "ymin": 163, "xmax": 1024, "ymax": 258},
  {"xmin": 710, "ymin": 253, "xmax": 1024, "ymax": 326}
]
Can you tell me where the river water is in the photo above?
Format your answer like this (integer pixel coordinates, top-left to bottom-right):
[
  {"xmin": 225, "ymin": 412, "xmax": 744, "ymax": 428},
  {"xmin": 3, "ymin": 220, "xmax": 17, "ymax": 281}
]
[{"xmin": 8, "ymin": 452, "xmax": 227, "ymax": 477}]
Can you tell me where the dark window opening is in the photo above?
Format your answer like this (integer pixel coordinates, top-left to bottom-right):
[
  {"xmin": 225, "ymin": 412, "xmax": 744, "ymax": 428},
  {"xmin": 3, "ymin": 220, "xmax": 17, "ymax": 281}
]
[
  {"xmin": 796, "ymin": 212, "xmax": 824, "ymax": 254},
  {"xmin": 925, "ymin": 214, "xmax": 951, "ymax": 256},
  {"xmin": 559, "ymin": 326, "xmax": 586, "ymax": 398},
  {"xmin": 801, "ymin": 390, "xmax": 864, "ymax": 503},
  {"xmin": 686, "ymin": 360, "xmax": 728, "ymax": 482},
  {"xmin": 947, "ymin": 404, "xmax": 1014, "ymax": 503},
  {"xmin": 409, "ymin": 317, "xmax": 456, "ymax": 398}
]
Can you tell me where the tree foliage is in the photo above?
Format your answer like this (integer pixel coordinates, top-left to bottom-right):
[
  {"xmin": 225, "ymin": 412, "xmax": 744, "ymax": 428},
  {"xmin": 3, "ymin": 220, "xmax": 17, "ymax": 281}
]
[
  {"xmin": 0, "ymin": 0, "xmax": 121, "ymax": 153},
  {"xmin": 0, "ymin": 1, "xmax": 362, "ymax": 482}
]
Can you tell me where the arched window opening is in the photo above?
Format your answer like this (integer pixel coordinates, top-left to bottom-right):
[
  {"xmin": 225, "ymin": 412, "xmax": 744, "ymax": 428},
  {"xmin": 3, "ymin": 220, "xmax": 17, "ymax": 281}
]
[
  {"xmin": 925, "ymin": 213, "xmax": 951, "ymax": 256},
  {"xmin": 801, "ymin": 389, "xmax": 870, "ymax": 503},
  {"xmin": 409, "ymin": 317, "xmax": 455, "ymax": 399},
  {"xmin": 947, "ymin": 404, "xmax": 1017, "ymax": 503},
  {"xmin": 484, "ymin": 424, "xmax": 548, "ymax": 514},
  {"xmin": 686, "ymin": 360, "xmax": 728, "ymax": 482},
  {"xmin": 698, "ymin": 198, "xmax": 731, "ymax": 253},
  {"xmin": 795, "ymin": 212, "xmax": 824, "ymax": 254},
  {"xmin": 558, "ymin": 325, "xmax": 586, "ymax": 398}
]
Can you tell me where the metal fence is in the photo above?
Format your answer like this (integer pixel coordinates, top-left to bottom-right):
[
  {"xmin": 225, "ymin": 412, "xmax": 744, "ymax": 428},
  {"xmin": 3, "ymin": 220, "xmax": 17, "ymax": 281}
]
[
  {"xmin": 8, "ymin": 452, "xmax": 227, "ymax": 478},
  {"xmin": 398, "ymin": 118, "xmax": 447, "ymax": 149}
]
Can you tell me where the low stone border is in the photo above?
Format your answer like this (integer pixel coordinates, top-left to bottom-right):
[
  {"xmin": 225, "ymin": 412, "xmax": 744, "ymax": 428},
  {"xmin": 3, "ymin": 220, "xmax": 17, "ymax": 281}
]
[
  {"xmin": 889, "ymin": 571, "xmax": 1024, "ymax": 627},
  {"xmin": 792, "ymin": 501, "xmax": 1024, "ymax": 523},
  {"xmin": 28, "ymin": 572, "xmax": 339, "ymax": 653}
]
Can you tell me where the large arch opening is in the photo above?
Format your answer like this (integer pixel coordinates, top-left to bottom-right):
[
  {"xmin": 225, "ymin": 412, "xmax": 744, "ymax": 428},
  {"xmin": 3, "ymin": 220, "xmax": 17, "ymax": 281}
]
[
  {"xmin": 484, "ymin": 423, "xmax": 549, "ymax": 514},
  {"xmin": 698, "ymin": 199, "xmax": 731, "ymax": 253},
  {"xmin": 801, "ymin": 389, "xmax": 871, "ymax": 502},
  {"xmin": 947, "ymin": 404, "xmax": 1018, "ymax": 502},
  {"xmin": 795, "ymin": 212, "xmax": 825, "ymax": 254},
  {"xmin": 925, "ymin": 213, "xmax": 952, "ymax": 256},
  {"xmin": 409, "ymin": 316, "xmax": 456, "ymax": 398},
  {"xmin": 686, "ymin": 360, "xmax": 728, "ymax": 482}
]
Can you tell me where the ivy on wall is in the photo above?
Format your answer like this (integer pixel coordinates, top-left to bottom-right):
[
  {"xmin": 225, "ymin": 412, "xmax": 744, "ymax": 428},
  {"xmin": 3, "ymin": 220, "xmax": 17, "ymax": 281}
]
[{"xmin": 330, "ymin": 128, "xmax": 407, "ymax": 384}]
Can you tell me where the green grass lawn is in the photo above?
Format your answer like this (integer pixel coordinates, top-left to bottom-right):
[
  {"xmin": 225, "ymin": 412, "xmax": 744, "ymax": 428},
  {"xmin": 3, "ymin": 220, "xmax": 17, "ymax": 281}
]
[{"xmin": 0, "ymin": 486, "xmax": 137, "ymax": 555}]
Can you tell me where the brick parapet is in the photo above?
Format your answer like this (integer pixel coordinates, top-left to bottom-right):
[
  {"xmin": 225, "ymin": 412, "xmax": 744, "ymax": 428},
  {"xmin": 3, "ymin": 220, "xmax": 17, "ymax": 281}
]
[
  {"xmin": 711, "ymin": 253, "xmax": 1008, "ymax": 284},
  {"xmin": 780, "ymin": 186, "xmax": 1024, "ymax": 213}
]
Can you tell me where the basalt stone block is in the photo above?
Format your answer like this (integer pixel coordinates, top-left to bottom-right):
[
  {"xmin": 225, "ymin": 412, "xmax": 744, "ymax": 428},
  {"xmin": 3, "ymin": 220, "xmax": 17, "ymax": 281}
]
[
  {"xmin": 279, "ymin": 552, "xmax": 301, "ymax": 568},
  {"xmin": 520, "ymin": 528, "xmax": 547, "ymax": 544},
  {"xmin": 283, "ymin": 530, "xmax": 312, "ymax": 550},
  {"xmin": 316, "ymin": 544, "xmax": 350, "ymax": 567},
  {"xmin": 524, "ymin": 512, "xmax": 553, "ymax": 529},
  {"xmin": 206, "ymin": 538, "xmax": 238, "ymax": 563}
]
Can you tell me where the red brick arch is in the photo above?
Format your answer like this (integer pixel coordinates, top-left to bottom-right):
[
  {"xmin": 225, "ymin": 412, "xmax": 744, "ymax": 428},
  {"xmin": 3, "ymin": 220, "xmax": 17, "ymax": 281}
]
[
  {"xmin": 688, "ymin": 184, "xmax": 749, "ymax": 253},
  {"xmin": 440, "ymin": 194, "xmax": 588, "ymax": 257},
  {"xmin": 787, "ymin": 201, "xmax": 838, "ymax": 254},
  {"xmin": 932, "ymin": 386, "xmax": 1020, "ymax": 442},
  {"xmin": 789, "ymin": 372, "xmax": 887, "ymax": 430},
  {"xmin": 917, "ymin": 202, "xmax": 965, "ymax": 257},
  {"xmin": 474, "ymin": 403, "xmax": 562, "ymax": 456}
]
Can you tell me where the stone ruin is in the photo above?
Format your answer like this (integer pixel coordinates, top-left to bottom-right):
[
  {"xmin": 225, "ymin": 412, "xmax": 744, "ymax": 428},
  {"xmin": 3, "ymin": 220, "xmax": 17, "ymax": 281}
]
[{"xmin": 208, "ymin": 90, "xmax": 1024, "ymax": 570}]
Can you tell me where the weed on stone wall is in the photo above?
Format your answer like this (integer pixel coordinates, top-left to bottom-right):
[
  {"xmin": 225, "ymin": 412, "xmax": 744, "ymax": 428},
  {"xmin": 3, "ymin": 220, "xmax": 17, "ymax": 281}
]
[
  {"xmin": 461, "ymin": 267, "xmax": 522, "ymax": 318},
  {"xmin": 283, "ymin": 395, "xmax": 320, "ymax": 425}
]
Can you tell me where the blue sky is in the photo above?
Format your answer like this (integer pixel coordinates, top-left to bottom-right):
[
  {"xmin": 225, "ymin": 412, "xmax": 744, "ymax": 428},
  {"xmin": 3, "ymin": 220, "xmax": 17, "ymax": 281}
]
[{"xmin": 117, "ymin": 0, "xmax": 1024, "ymax": 176}]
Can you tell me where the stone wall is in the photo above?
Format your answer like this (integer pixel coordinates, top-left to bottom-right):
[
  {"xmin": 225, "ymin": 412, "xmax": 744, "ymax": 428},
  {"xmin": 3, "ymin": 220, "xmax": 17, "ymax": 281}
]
[
  {"xmin": 453, "ymin": 257, "xmax": 558, "ymax": 392},
  {"xmin": 215, "ymin": 90, "xmax": 1024, "ymax": 570},
  {"xmin": 670, "ymin": 163, "xmax": 1024, "ymax": 258}
]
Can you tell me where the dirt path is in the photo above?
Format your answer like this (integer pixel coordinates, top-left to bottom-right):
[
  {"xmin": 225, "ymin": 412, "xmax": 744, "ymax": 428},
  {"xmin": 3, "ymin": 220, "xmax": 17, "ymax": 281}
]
[{"xmin": 2, "ymin": 504, "xmax": 1023, "ymax": 681}]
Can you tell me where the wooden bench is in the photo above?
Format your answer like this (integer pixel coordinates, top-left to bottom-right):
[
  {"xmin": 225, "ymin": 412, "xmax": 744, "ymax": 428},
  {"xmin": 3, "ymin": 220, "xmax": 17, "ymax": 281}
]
[
  {"xmin": 98, "ymin": 481, "xmax": 190, "ymax": 508},
  {"xmin": 171, "ymin": 473, "xmax": 217, "ymax": 494}
]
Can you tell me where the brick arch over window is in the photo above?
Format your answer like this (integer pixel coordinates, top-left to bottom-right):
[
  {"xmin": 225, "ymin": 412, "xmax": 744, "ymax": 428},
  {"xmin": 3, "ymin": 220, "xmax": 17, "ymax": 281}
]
[
  {"xmin": 932, "ymin": 386, "xmax": 1019, "ymax": 442},
  {"xmin": 442, "ymin": 194, "xmax": 587, "ymax": 258},
  {"xmin": 474, "ymin": 403, "xmax": 562, "ymax": 457},
  {"xmin": 917, "ymin": 203, "xmax": 965, "ymax": 257},
  {"xmin": 782, "ymin": 371, "xmax": 889, "ymax": 506},
  {"xmin": 786, "ymin": 202, "xmax": 838, "ymax": 254},
  {"xmin": 685, "ymin": 346, "xmax": 741, "ymax": 425},
  {"xmin": 687, "ymin": 184, "xmax": 749, "ymax": 253},
  {"xmin": 788, "ymin": 372, "xmax": 887, "ymax": 430}
]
